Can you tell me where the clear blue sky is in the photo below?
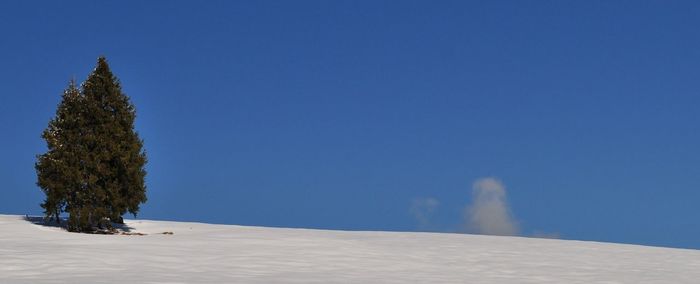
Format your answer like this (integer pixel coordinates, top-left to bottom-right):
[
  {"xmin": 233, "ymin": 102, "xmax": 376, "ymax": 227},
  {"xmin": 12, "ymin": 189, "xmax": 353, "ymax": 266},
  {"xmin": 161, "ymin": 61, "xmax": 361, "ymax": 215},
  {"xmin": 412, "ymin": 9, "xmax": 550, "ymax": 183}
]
[{"xmin": 2, "ymin": 1, "xmax": 700, "ymax": 249}]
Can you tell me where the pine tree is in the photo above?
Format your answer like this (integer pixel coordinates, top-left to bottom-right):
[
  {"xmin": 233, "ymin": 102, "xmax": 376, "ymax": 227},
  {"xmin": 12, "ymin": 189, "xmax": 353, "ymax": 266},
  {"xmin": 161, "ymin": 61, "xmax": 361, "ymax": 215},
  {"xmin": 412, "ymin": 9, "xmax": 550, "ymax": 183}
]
[
  {"xmin": 36, "ymin": 80, "xmax": 83, "ymax": 225},
  {"xmin": 80, "ymin": 57, "xmax": 147, "ymax": 226},
  {"xmin": 36, "ymin": 57, "xmax": 147, "ymax": 232}
]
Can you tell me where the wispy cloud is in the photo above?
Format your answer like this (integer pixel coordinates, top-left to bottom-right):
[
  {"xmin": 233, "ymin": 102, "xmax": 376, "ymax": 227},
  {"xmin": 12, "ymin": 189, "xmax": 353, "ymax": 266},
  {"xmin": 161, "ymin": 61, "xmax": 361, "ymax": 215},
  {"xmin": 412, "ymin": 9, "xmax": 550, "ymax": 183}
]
[
  {"xmin": 410, "ymin": 178, "xmax": 556, "ymax": 237},
  {"xmin": 410, "ymin": 197, "xmax": 439, "ymax": 231},
  {"xmin": 464, "ymin": 177, "xmax": 519, "ymax": 236}
]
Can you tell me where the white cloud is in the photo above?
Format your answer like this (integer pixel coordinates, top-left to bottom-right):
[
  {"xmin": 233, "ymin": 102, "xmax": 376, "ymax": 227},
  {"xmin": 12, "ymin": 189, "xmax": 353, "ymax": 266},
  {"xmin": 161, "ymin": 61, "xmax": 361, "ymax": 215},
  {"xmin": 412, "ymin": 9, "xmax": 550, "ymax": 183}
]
[{"xmin": 465, "ymin": 177, "xmax": 518, "ymax": 236}]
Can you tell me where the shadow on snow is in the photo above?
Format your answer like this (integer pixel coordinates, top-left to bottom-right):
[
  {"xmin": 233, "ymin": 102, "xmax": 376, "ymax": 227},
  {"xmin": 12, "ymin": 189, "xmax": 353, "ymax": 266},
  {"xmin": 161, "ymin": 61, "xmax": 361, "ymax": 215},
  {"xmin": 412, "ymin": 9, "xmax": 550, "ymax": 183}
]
[{"xmin": 24, "ymin": 215, "xmax": 135, "ymax": 233}]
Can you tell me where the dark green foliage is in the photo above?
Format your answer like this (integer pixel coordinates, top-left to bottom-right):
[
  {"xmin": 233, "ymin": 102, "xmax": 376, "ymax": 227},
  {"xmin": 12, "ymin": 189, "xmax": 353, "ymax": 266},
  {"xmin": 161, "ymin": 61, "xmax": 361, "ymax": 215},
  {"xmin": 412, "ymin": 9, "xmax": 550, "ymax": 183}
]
[
  {"xmin": 36, "ymin": 80, "xmax": 82, "ymax": 225},
  {"xmin": 36, "ymin": 57, "xmax": 147, "ymax": 232}
]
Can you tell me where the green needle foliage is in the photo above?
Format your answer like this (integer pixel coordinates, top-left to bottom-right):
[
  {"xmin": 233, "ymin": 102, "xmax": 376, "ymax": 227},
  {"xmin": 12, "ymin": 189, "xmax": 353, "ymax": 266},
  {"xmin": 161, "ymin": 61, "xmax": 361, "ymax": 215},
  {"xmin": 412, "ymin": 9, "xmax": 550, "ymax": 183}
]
[{"xmin": 36, "ymin": 57, "xmax": 147, "ymax": 232}]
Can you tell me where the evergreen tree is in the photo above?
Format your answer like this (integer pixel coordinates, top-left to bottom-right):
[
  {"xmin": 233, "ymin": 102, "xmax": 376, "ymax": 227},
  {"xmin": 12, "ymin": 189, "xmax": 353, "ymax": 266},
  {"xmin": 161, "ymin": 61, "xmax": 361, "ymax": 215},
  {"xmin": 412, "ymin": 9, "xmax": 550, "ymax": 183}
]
[
  {"xmin": 36, "ymin": 57, "xmax": 147, "ymax": 232},
  {"xmin": 36, "ymin": 80, "xmax": 83, "ymax": 225},
  {"xmin": 80, "ymin": 57, "xmax": 147, "ymax": 226}
]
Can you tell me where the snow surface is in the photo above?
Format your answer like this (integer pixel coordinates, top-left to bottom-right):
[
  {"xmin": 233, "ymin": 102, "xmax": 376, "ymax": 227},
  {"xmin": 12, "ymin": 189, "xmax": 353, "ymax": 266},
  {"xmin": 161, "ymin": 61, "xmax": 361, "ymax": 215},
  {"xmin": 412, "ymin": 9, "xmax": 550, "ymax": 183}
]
[{"xmin": 2, "ymin": 214, "xmax": 700, "ymax": 283}]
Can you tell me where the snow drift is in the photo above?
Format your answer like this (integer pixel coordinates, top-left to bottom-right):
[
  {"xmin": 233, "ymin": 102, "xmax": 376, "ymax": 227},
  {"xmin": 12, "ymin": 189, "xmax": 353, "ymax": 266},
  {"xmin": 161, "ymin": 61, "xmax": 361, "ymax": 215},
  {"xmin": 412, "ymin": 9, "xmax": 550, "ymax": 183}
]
[{"xmin": 1, "ymin": 214, "xmax": 699, "ymax": 283}]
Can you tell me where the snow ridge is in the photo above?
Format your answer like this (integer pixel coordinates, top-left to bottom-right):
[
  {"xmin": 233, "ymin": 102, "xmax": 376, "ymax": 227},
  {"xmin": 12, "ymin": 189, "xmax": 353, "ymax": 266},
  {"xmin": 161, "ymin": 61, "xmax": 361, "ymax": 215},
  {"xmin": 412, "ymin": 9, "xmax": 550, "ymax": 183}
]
[{"xmin": 2, "ymin": 215, "xmax": 699, "ymax": 283}]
